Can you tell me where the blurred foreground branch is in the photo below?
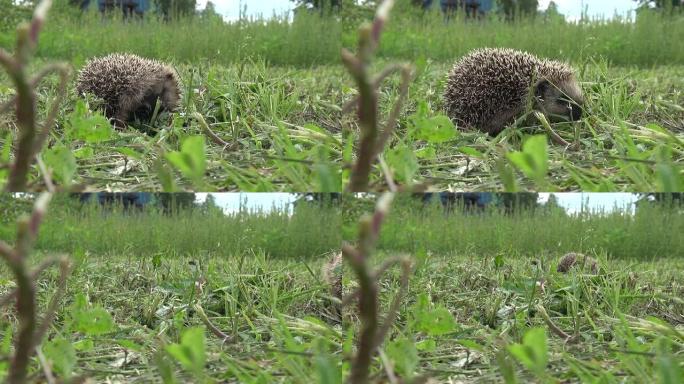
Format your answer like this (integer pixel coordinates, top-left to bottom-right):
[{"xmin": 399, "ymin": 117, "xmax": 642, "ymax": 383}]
[
  {"xmin": 342, "ymin": 193, "xmax": 413, "ymax": 384},
  {"xmin": 343, "ymin": 0, "xmax": 414, "ymax": 192},
  {"xmin": 0, "ymin": 193, "xmax": 72, "ymax": 384},
  {"xmin": 0, "ymin": 0, "xmax": 71, "ymax": 192}
]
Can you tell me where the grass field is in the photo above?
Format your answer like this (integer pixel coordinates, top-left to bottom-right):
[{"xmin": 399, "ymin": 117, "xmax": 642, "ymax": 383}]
[
  {"xmin": 342, "ymin": 194, "xmax": 684, "ymax": 382},
  {"xmin": 0, "ymin": 7, "xmax": 682, "ymax": 191},
  {"xmin": 0, "ymin": 196, "xmax": 342, "ymax": 382},
  {"xmin": 1, "ymin": 192, "xmax": 683, "ymax": 382},
  {"xmin": 358, "ymin": 252, "xmax": 684, "ymax": 382}
]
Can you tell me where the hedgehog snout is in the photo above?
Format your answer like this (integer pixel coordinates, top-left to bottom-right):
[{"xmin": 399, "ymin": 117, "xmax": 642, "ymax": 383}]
[{"xmin": 569, "ymin": 103, "xmax": 582, "ymax": 121}]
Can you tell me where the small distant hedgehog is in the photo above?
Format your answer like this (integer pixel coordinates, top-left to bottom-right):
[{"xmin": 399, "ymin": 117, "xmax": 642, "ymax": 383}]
[
  {"xmin": 443, "ymin": 48, "xmax": 584, "ymax": 135},
  {"xmin": 76, "ymin": 53, "xmax": 181, "ymax": 127},
  {"xmin": 557, "ymin": 252, "xmax": 598, "ymax": 274}
]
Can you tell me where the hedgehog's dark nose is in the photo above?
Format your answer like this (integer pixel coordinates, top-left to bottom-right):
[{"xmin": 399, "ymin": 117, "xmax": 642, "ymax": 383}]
[{"xmin": 569, "ymin": 103, "xmax": 582, "ymax": 121}]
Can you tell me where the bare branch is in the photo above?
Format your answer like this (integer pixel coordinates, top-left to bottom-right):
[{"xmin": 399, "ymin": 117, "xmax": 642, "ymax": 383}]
[
  {"xmin": 374, "ymin": 258, "xmax": 411, "ymax": 349},
  {"xmin": 33, "ymin": 63, "xmax": 70, "ymax": 154},
  {"xmin": 374, "ymin": 65, "xmax": 412, "ymax": 156},
  {"xmin": 34, "ymin": 257, "xmax": 71, "ymax": 345}
]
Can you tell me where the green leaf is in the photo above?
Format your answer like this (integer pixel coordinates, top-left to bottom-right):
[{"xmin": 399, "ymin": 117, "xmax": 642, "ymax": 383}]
[
  {"xmin": 166, "ymin": 136, "xmax": 207, "ymax": 186},
  {"xmin": 496, "ymin": 349, "xmax": 518, "ymax": 384},
  {"xmin": 43, "ymin": 146, "xmax": 77, "ymax": 185},
  {"xmin": 154, "ymin": 349, "xmax": 178, "ymax": 384},
  {"xmin": 74, "ymin": 306, "xmax": 116, "ymax": 335},
  {"xmin": 507, "ymin": 135, "xmax": 549, "ymax": 185},
  {"xmin": 117, "ymin": 340, "xmax": 144, "ymax": 352},
  {"xmin": 116, "ymin": 147, "xmax": 143, "ymax": 160},
  {"xmin": 415, "ymin": 146, "xmax": 436, "ymax": 160},
  {"xmin": 68, "ymin": 100, "xmax": 114, "ymax": 143},
  {"xmin": 72, "ymin": 147, "xmax": 94, "ymax": 159},
  {"xmin": 415, "ymin": 306, "xmax": 457, "ymax": 336},
  {"xmin": 508, "ymin": 327, "xmax": 548, "ymax": 378},
  {"xmin": 166, "ymin": 327, "xmax": 206, "ymax": 376},
  {"xmin": 44, "ymin": 338, "xmax": 76, "ymax": 378},
  {"xmin": 494, "ymin": 254, "xmax": 505, "ymax": 269},
  {"xmin": 72, "ymin": 339, "xmax": 94, "ymax": 351},
  {"xmin": 458, "ymin": 147, "xmax": 484, "ymax": 158},
  {"xmin": 386, "ymin": 337, "xmax": 419, "ymax": 378},
  {"xmin": 386, "ymin": 147, "xmax": 419, "ymax": 183},
  {"xmin": 415, "ymin": 114, "xmax": 457, "ymax": 143},
  {"xmin": 314, "ymin": 343, "xmax": 342, "ymax": 384},
  {"xmin": 497, "ymin": 158, "xmax": 519, "ymax": 192},
  {"xmin": 656, "ymin": 338, "xmax": 683, "ymax": 384},
  {"xmin": 152, "ymin": 253, "xmax": 163, "ymax": 269},
  {"xmin": 416, "ymin": 339, "xmax": 436, "ymax": 352}
]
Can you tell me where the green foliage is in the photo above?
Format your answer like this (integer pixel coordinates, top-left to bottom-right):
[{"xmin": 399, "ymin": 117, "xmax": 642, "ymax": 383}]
[
  {"xmin": 363, "ymin": 246, "xmax": 684, "ymax": 382},
  {"xmin": 43, "ymin": 338, "xmax": 77, "ymax": 379},
  {"xmin": 0, "ymin": 0, "xmax": 32, "ymax": 32},
  {"xmin": 166, "ymin": 327, "xmax": 206, "ymax": 377},
  {"xmin": 411, "ymin": 294, "xmax": 458, "ymax": 336},
  {"xmin": 367, "ymin": 193, "xmax": 684, "ymax": 259},
  {"xmin": 2, "ymin": 193, "xmax": 340, "ymax": 259},
  {"xmin": 507, "ymin": 135, "xmax": 549, "ymax": 190},
  {"xmin": 507, "ymin": 328, "xmax": 548, "ymax": 379},
  {"xmin": 410, "ymin": 101, "xmax": 457, "ymax": 144},
  {"xmin": 69, "ymin": 293, "xmax": 117, "ymax": 335},
  {"xmin": 43, "ymin": 146, "xmax": 77, "ymax": 186},
  {"xmin": 68, "ymin": 100, "xmax": 113, "ymax": 143},
  {"xmin": 386, "ymin": 338, "xmax": 419, "ymax": 378},
  {"xmin": 166, "ymin": 135, "xmax": 207, "ymax": 189}
]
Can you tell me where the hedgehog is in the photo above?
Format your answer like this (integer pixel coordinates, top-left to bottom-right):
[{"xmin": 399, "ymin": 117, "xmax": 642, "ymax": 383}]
[
  {"xmin": 76, "ymin": 53, "xmax": 181, "ymax": 127},
  {"xmin": 556, "ymin": 252, "xmax": 598, "ymax": 274},
  {"xmin": 443, "ymin": 48, "xmax": 584, "ymax": 136}
]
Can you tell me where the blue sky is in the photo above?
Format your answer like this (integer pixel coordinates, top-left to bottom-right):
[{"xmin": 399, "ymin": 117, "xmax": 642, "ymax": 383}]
[
  {"xmin": 196, "ymin": 193, "xmax": 640, "ymax": 215},
  {"xmin": 538, "ymin": 193, "xmax": 639, "ymax": 214},
  {"xmin": 196, "ymin": 0, "xmax": 636, "ymax": 21},
  {"xmin": 196, "ymin": 193, "xmax": 298, "ymax": 214}
]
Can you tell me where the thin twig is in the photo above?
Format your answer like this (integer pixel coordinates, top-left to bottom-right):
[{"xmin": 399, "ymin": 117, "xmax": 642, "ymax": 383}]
[
  {"xmin": 374, "ymin": 64, "xmax": 413, "ymax": 156},
  {"xmin": 374, "ymin": 257, "xmax": 412, "ymax": 349},
  {"xmin": 35, "ymin": 156, "xmax": 55, "ymax": 192},
  {"xmin": 0, "ymin": 255, "xmax": 62, "ymax": 308},
  {"xmin": 377, "ymin": 156, "xmax": 397, "ymax": 192},
  {"xmin": 536, "ymin": 305, "xmax": 578, "ymax": 344},
  {"xmin": 35, "ymin": 346, "xmax": 56, "ymax": 384},
  {"xmin": 192, "ymin": 112, "xmax": 235, "ymax": 150},
  {"xmin": 193, "ymin": 303, "xmax": 235, "ymax": 344},
  {"xmin": 34, "ymin": 257, "xmax": 71, "ymax": 345},
  {"xmin": 33, "ymin": 63, "xmax": 70, "ymax": 154}
]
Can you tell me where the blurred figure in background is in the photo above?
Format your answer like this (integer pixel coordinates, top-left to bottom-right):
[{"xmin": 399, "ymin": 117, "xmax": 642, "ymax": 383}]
[{"xmin": 415, "ymin": 0, "xmax": 493, "ymax": 19}]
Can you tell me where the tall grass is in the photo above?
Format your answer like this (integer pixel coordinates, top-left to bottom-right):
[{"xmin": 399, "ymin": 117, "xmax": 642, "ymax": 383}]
[
  {"xmin": 373, "ymin": 10, "xmax": 684, "ymax": 66},
  {"xmin": 0, "ymin": 11, "xmax": 342, "ymax": 67},
  {"xmin": 366, "ymin": 195, "xmax": 684, "ymax": 259},
  {"xmin": 0, "ymin": 196, "xmax": 341, "ymax": 259},
  {"xmin": 1, "ymin": 9, "xmax": 682, "ymax": 67}
]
